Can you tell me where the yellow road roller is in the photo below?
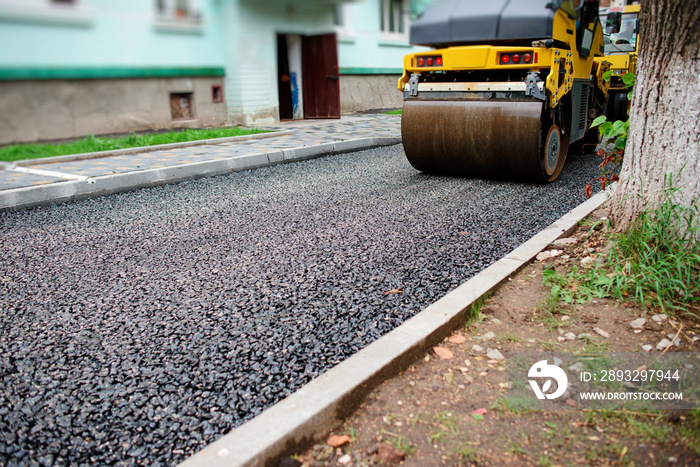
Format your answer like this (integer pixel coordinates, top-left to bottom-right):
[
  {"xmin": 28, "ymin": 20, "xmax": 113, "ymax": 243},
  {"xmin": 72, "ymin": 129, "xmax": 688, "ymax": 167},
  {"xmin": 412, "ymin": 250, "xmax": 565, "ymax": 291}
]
[
  {"xmin": 399, "ymin": 0, "xmax": 609, "ymax": 182},
  {"xmin": 597, "ymin": 3, "xmax": 641, "ymax": 121}
]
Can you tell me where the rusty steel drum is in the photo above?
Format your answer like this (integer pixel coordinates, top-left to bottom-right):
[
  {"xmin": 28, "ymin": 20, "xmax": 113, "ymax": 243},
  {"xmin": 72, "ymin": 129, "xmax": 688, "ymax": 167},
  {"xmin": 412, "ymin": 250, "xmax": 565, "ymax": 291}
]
[{"xmin": 401, "ymin": 100, "xmax": 566, "ymax": 182}]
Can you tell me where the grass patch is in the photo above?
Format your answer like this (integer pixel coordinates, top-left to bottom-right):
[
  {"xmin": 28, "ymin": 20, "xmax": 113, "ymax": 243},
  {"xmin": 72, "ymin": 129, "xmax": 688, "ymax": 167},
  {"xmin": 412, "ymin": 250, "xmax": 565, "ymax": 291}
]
[
  {"xmin": 498, "ymin": 329, "xmax": 520, "ymax": 343},
  {"xmin": 380, "ymin": 430, "xmax": 416, "ymax": 454},
  {"xmin": 579, "ymin": 334, "xmax": 612, "ymax": 354},
  {"xmin": 607, "ymin": 176, "xmax": 700, "ymax": 315},
  {"xmin": 542, "ymin": 266, "xmax": 610, "ymax": 306},
  {"xmin": 428, "ymin": 430, "xmax": 447, "ymax": 445},
  {"xmin": 384, "ymin": 109, "xmax": 402, "ymax": 115},
  {"xmin": 464, "ymin": 292, "xmax": 490, "ymax": 327},
  {"xmin": 533, "ymin": 294, "xmax": 568, "ymax": 331},
  {"xmin": 496, "ymin": 393, "xmax": 539, "ymax": 415},
  {"xmin": 677, "ymin": 409, "xmax": 700, "ymax": 456},
  {"xmin": 0, "ymin": 127, "xmax": 268, "ymax": 162},
  {"xmin": 435, "ymin": 411, "xmax": 460, "ymax": 435},
  {"xmin": 454, "ymin": 443, "xmax": 479, "ymax": 462},
  {"xmin": 541, "ymin": 175, "xmax": 699, "ymax": 317}
]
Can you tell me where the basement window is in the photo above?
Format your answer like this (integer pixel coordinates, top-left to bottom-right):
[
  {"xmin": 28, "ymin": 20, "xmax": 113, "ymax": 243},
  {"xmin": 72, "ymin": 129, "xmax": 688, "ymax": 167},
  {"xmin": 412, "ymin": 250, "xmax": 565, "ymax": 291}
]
[
  {"xmin": 170, "ymin": 92, "xmax": 194, "ymax": 120},
  {"xmin": 211, "ymin": 85, "xmax": 223, "ymax": 103}
]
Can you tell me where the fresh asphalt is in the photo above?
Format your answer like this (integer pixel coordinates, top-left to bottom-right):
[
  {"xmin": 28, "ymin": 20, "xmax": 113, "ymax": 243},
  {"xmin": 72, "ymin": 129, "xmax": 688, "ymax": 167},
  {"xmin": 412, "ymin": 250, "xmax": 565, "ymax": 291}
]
[
  {"xmin": 0, "ymin": 114, "xmax": 402, "ymax": 211},
  {"xmin": 0, "ymin": 115, "xmax": 609, "ymax": 466}
]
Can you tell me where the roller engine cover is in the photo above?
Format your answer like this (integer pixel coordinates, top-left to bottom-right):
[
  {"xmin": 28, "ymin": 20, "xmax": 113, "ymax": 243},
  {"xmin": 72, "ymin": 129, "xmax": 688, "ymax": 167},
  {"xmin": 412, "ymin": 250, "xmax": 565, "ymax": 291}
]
[{"xmin": 410, "ymin": 0, "xmax": 556, "ymax": 47}]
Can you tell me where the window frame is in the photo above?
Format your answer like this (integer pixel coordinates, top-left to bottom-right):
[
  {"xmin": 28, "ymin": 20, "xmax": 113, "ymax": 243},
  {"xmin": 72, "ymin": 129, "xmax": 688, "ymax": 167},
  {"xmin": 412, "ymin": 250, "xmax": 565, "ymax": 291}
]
[
  {"xmin": 155, "ymin": 0, "xmax": 200, "ymax": 21},
  {"xmin": 153, "ymin": 0, "xmax": 202, "ymax": 34},
  {"xmin": 333, "ymin": 3, "xmax": 355, "ymax": 43},
  {"xmin": 380, "ymin": 0, "xmax": 409, "ymax": 37},
  {"xmin": 0, "ymin": 0, "xmax": 92, "ymax": 26}
]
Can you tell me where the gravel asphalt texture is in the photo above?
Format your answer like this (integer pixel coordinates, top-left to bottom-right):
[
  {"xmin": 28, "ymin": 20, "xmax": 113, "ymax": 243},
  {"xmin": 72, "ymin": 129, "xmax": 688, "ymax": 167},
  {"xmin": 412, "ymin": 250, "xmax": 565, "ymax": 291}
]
[{"xmin": 0, "ymin": 144, "xmax": 602, "ymax": 465}]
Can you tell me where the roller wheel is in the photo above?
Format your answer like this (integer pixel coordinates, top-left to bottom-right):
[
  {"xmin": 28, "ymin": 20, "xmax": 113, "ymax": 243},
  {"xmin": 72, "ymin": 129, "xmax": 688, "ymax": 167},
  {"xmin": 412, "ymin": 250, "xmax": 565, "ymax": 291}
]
[
  {"xmin": 541, "ymin": 123, "xmax": 565, "ymax": 182},
  {"xmin": 401, "ymin": 99, "xmax": 569, "ymax": 183},
  {"xmin": 605, "ymin": 91, "xmax": 628, "ymax": 122}
]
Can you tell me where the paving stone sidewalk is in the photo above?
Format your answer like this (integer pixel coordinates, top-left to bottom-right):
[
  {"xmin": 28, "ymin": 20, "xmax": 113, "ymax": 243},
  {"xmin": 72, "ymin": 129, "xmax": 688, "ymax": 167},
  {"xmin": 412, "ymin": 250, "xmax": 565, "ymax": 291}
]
[{"xmin": 0, "ymin": 114, "xmax": 401, "ymax": 192}]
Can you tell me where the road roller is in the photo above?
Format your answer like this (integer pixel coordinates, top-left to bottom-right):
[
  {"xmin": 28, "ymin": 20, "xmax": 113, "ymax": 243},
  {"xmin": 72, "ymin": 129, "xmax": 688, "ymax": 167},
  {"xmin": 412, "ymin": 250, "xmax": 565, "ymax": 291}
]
[
  {"xmin": 596, "ymin": 3, "xmax": 641, "ymax": 121},
  {"xmin": 399, "ymin": 0, "xmax": 610, "ymax": 182}
]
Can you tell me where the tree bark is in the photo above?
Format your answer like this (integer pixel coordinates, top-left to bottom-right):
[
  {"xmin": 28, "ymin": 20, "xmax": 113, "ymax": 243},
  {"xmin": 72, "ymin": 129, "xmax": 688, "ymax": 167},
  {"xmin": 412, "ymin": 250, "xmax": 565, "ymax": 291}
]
[{"xmin": 608, "ymin": 0, "xmax": 700, "ymax": 232}]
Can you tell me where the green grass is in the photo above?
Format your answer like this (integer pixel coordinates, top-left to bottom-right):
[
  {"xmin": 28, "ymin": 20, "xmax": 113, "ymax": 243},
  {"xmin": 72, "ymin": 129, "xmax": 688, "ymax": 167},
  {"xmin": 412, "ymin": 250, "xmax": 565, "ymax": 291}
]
[
  {"xmin": 542, "ymin": 266, "xmax": 611, "ymax": 306},
  {"xmin": 0, "ymin": 127, "xmax": 268, "ymax": 162},
  {"xmin": 533, "ymin": 294, "xmax": 567, "ymax": 331},
  {"xmin": 606, "ymin": 175, "xmax": 700, "ymax": 314},
  {"xmin": 384, "ymin": 109, "xmax": 403, "ymax": 115},
  {"xmin": 464, "ymin": 292, "xmax": 490, "ymax": 328},
  {"xmin": 454, "ymin": 443, "xmax": 479, "ymax": 463},
  {"xmin": 541, "ymin": 174, "xmax": 699, "ymax": 317},
  {"xmin": 380, "ymin": 430, "xmax": 416, "ymax": 454}
]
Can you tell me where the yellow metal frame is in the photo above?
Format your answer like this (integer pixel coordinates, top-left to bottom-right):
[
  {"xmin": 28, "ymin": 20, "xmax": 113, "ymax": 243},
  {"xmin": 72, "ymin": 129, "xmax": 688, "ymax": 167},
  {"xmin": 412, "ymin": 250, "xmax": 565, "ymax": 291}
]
[
  {"xmin": 594, "ymin": 59, "xmax": 611, "ymax": 96},
  {"xmin": 594, "ymin": 4, "xmax": 640, "ymax": 89},
  {"xmin": 399, "ymin": 6, "xmax": 605, "ymax": 109}
]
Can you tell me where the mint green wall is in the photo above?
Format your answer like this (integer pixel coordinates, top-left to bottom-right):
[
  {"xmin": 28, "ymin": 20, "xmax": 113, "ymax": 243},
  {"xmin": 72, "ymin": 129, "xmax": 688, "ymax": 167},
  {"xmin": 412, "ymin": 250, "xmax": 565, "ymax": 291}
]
[
  {"xmin": 220, "ymin": 0, "xmax": 338, "ymax": 123},
  {"xmin": 337, "ymin": 0, "xmax": 430, "ymax": 73},
  {"xmin": 0, "ymin": 0, "xmax": 434, "ymax": 124},
  {"xmin": 0, "ymin": 0, "xmax": 225, "ymax": 68}
]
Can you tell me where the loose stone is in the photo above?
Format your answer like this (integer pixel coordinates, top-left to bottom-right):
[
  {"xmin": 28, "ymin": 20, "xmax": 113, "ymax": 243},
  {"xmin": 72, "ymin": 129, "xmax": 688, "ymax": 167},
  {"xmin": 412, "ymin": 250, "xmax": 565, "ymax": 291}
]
[
  {"xmin": 656, "ymin": 339, "xmax": 673, "ymax": 351},
  {"xmin": 629, "ymin": 318, "xmax": 645, "ymax": 329}
]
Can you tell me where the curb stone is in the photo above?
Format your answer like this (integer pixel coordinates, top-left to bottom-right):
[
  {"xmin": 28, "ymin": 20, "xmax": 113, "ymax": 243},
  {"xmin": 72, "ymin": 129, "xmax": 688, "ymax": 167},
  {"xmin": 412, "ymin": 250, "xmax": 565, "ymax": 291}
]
[
  {"xmin": 0, "ymin": 136, "xmax": 401, "ymax": 212},
  {"xmin": 179, "ymin": 187, "xmax": 615, "ymax": 467}
]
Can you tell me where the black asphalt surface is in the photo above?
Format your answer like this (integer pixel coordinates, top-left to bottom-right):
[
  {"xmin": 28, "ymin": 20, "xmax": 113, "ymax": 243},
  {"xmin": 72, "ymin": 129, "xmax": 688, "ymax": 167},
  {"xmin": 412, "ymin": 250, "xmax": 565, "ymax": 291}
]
[{"xmin": 0, "ymin": 145, "xmax": 602, "ymax": 465}]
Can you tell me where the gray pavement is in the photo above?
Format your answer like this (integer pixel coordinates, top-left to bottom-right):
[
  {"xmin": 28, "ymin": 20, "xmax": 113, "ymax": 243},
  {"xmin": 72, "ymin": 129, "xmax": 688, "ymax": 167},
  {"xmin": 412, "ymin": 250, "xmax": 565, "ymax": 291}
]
[
  {"xmin": 0, "ymin": 111, "xmax": 615, "ymax": 466},
  {"xmin": 0, "ymin": 114, "xmax": 401, "ymax": 210}
]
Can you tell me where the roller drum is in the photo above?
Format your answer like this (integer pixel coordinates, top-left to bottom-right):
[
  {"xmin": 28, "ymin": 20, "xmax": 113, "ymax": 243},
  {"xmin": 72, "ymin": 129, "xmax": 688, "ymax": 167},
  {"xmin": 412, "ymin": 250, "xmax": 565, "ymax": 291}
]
[{"xmin": 401, "ymin": 100, "xmax": 565, "ymax": 182}]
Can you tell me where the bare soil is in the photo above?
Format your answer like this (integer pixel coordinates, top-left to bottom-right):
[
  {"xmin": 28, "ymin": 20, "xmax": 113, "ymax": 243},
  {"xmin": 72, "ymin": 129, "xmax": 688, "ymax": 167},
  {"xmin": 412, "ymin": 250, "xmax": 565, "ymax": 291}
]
[{"xmin": 292, "ymin": 209, "xmax": 700, "ymax": 467}]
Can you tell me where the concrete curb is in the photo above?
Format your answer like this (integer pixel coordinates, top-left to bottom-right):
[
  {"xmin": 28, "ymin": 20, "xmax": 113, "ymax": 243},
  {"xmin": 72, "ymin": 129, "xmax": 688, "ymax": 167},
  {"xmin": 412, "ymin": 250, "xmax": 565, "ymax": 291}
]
[
  {"xmin": 179, "ymin": 187, "xmax": 614, "ymax": 467},
  {"xmin": 0, "ymin": 136, "xmax": 401, "ymax": 212},
  {"xmin": 9, "ymin": 130, "xmax": 295, "ymax": 167}
]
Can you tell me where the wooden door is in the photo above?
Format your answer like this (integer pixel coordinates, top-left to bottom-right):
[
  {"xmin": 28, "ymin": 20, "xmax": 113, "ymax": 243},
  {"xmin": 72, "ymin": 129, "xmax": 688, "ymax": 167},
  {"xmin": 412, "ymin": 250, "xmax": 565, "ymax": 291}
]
[{"xmin": 301, "ymin": 33, "xmax": 340, "ymax": 119}]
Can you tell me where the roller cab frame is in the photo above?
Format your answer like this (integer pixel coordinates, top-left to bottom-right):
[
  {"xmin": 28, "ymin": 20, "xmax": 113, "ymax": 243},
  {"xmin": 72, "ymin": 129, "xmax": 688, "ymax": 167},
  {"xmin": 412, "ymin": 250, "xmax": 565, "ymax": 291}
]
[
  {"xmin": 399, "ymin": 0, "xmax": 608, "ymax": 182},
  {"xmin": 595, "ymin": 4, "xmax": 641, "ymax": 121}
]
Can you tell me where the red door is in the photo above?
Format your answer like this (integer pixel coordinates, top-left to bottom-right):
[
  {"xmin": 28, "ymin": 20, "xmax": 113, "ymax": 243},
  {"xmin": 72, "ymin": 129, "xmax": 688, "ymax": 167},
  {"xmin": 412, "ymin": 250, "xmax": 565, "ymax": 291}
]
[{"xmin": 301, "ymin": 33, "xmax": 341, "ymax": 119}]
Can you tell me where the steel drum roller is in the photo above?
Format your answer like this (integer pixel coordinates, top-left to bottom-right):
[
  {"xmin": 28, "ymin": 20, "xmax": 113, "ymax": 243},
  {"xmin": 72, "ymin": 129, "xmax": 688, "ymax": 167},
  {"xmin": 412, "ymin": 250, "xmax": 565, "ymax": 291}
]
[{"xmin": 402, "ymin": 100, "xmax": 566, "ymax": 182}]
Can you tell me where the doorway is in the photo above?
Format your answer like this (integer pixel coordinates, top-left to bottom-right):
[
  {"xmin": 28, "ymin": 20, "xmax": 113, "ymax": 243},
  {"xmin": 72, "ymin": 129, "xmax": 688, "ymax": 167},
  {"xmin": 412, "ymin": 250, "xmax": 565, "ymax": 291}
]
[
  {"xmin": 276, "ymin": 33, "xmax": 340, "ymax": 120},
  {"xmin": 276, "ymin": 34, "xmax": 294, "ymax": 121}
]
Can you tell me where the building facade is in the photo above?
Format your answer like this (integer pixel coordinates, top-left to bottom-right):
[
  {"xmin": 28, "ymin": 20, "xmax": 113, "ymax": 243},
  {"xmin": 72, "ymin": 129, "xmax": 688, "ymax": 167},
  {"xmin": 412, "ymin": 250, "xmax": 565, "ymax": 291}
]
[{"xmin": 0, "ymin": 0, "xmax": 428, "ymax": 145}]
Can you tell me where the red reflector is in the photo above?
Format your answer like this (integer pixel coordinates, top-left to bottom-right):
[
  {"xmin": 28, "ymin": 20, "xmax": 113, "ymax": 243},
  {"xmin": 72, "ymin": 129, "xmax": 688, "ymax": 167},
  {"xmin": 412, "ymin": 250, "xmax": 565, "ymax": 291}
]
[
  {"xmin": 417, "ymin": 57, "xmax": 425, "ymax": 66},
  {"xmin": 534, "ymin": 52, "xmax": 538, "ymax": 63},
  {"xmin": 426, "ymin": 57, "xmax": 433, "ymax": 66},
  {"xmin": 512, "ymin": 54, "xmax": 520, "ymax": 63},
  {"xmin": 435, "ymin": 56, "xmax": 443, "ymax": 66},
  {"xmin": 501, "ymin": 54, "xmax": 510, "ymax": 63},
  {"xmin": 523, "ymin": 53, "xmax": 532, "ymax": 63}
]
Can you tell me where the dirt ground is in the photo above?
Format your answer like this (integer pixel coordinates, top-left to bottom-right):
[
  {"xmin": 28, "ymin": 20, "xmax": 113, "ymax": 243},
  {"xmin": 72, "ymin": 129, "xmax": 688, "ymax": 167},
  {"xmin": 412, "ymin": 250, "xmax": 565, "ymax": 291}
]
[{"xmin": 291, "ymin": 209, "xmax": 700, "ymax": 467}]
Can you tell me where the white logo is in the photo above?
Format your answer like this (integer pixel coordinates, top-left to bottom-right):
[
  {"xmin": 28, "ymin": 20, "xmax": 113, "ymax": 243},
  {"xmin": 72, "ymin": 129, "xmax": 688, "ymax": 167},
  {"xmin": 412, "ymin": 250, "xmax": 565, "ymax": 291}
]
[{"xmin": 528, "ymin": 360, "xmax": 568, "ymax": 400}]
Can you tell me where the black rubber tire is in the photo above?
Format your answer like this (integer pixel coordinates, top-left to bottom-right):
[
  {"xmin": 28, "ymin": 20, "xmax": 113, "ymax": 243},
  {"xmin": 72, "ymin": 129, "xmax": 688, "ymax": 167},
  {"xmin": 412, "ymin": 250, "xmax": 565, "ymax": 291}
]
[
  {"xmin": 605, "ymin": 90, "xmax": 629, "ymax": 122},
  {"xmin": 540, "ymin": 123, "xmax": 566, "ymax": 183}
]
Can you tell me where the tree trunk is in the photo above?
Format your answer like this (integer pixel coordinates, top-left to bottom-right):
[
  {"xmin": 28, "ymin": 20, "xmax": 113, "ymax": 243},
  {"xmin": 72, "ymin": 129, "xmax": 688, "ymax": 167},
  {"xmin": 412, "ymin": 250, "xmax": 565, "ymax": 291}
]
[{"xmin": 608, "ymin": 0, "xmax": 700, "ymax": 232}]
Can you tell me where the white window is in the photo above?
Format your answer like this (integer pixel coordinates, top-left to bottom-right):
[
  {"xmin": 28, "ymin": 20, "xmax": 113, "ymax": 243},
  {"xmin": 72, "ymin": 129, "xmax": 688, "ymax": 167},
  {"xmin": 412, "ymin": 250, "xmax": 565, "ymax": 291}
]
[
  {"xmin": 154, "ymin": 0, "xmax": 202, "ymax": 33},
  {"xmin": 0, "ymin": 0, "xmax": 92, "ymax": 26},
  {"xmin": 156, "ymin": 0, "xmax": 200, "ymax": 20},
  {"xmin": 0, "ymin": 0, "xmax": 79, "ymax": 7},
  {"xmin": 380, "ymin": 0, "xmax": 408, "ymax": 36},
  {"xmin": 333, "ymin": 3, "xmax": 354, "ymax": 42}
]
